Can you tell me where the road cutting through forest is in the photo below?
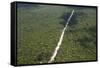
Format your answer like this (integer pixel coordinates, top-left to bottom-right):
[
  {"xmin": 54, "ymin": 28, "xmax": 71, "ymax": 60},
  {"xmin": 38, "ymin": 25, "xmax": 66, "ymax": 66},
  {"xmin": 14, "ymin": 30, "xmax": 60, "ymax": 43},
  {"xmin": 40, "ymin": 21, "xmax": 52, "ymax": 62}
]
[{"xmin": 48, "ymin": 9, "xmax": 75, "ymax": 63}]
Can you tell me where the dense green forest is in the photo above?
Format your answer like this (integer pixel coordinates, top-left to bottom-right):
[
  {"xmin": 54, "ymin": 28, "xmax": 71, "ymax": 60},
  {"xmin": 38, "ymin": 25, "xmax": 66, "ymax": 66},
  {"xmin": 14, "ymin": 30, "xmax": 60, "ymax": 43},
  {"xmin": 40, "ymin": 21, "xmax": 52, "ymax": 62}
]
[{"xmin": 17, "ymin": 4, "xmax": 97, "ymax": 64}]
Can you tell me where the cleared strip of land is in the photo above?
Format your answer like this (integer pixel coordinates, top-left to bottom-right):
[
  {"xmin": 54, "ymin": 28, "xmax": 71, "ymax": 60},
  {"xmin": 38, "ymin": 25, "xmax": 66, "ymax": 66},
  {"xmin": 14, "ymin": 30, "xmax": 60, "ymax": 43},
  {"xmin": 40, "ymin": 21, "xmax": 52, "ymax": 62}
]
[{"xmin": 48, "ymin": 9, "xmax": 75, "ymax": 63}]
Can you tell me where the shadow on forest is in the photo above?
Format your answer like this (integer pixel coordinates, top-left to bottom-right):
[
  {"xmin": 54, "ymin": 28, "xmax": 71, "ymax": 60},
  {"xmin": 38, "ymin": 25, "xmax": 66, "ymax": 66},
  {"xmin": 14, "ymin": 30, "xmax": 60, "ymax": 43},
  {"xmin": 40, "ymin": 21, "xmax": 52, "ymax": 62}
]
[
  {"xmin": 60, "ymin": 12, "xmax": 96, "ymax": 52},
  {"xmin": 59, "ymin": 11, "xmax": 86, "ymax": 28},
  {"xmin": 34, "ymin": 51, "xmax": 51, "ymax": 62},
  {"xmin": 59, "ymin": 11, "xmax": 96, "ymax": 54}
]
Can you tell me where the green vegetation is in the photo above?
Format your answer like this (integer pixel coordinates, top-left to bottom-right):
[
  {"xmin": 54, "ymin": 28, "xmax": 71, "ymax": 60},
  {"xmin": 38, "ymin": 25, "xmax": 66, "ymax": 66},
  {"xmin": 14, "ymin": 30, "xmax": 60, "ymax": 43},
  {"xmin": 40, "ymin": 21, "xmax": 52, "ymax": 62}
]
[{"xmin": 17, "ymin": 4, "xmax": 97, "ymax": 64}]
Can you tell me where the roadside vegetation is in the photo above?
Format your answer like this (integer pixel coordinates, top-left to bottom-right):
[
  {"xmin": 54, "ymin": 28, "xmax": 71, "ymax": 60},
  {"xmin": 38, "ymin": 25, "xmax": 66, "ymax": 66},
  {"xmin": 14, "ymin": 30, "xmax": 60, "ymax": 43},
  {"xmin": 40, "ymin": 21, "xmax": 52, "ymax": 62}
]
[{"xmin": 17, "ymin": 4, "xmax": 97, "ymax": 64}]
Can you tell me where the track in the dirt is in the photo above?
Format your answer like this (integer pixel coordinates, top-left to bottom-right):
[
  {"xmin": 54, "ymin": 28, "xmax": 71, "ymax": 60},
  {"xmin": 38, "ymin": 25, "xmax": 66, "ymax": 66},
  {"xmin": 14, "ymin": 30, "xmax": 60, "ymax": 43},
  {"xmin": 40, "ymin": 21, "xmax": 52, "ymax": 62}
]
[{"xmin": 48, "ymin": 9, "xmax": 75, "ymax": 63}]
